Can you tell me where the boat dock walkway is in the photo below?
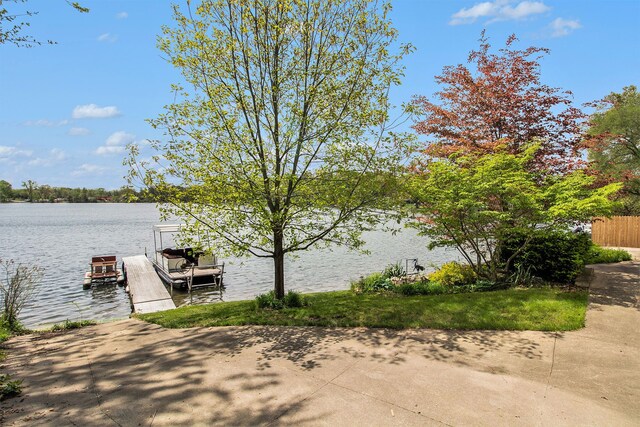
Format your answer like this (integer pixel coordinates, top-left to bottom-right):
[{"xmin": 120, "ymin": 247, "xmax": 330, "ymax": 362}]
[{"xmin": 122, "ymin": 255, "xmax": 176, "ymax": 314}]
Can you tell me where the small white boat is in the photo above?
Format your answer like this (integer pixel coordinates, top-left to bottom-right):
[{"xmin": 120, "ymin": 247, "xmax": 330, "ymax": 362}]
[
  {"xmin": 83, "ymin": 255, "xmax": 125, "ymax": 289},
  {"xmin": 150, "ymin": 224, "xmax": 224, "ymax": 290}
]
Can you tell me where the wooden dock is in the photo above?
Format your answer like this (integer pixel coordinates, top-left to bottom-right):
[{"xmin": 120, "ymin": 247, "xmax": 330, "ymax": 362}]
[{"xmin": 122, "ymin": 255, "xmax": 176, "ymax": 314}]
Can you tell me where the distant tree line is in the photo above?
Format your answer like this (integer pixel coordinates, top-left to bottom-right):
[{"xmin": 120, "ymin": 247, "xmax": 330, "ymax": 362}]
[{"xmin": 0, "ymin": 180, "xmax": 153, "ymax": 203}]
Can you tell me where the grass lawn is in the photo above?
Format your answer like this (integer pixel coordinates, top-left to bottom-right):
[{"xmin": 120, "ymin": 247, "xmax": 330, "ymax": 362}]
[
  {"xmin": 0, "ymin": 324, "xmax": 11, "ymax": 343},
  {"xmin": 139, "ymin": 287, "xmax": 588, "ymax": 331}
]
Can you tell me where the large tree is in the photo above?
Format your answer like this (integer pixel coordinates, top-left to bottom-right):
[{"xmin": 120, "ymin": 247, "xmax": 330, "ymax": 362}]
[
  {"xmin": 128, "ymin": 0, "xmax": 412, "ymax": 298},
  {"xmin": 21, "ymin": 180, "xmax": 37, "ymax": 202},
  {"xmin": 585, "ymin": 85, "xmax": 640, "ymax": 214},
  {"xmin": 411, "ymin": 32, "xmax": 584, "ymax": 174},
  {"xmin": 409, "ymin": 144, "xmax": 620, "ymax": 281},
  {"xmin": 0, "ymin": 180, "xmax": 12, "ymax": 203}
]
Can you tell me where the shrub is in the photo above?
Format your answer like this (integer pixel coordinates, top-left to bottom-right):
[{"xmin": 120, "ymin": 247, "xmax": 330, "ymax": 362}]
[
  {"xmin": 394, "ymin": 278, "xmax": 503, "ymax": 296},
  {"xmin": 381, "ymin": 262, "xmax": 405, "ymax": 279},
  {"xmin": 428, "ymin": 262, "xmax": 476, "ymax": 287},
  {"xmin": 0, "ymin": 321, "xmax": 12, "ymax": 343},
  {"xmin": 395, "ymin": 281, "xmax": 447, "ymax": 296},
  {"xmin": 474, "ymin": 279, "xmax": 503, "ymax": 291},
  {"xmin": 500, "ymin": 230, "xmax": 592, "ymax": 284},
  {"xmin": 457, "ymin": 280, "xmax": 507, "ymax": 293},
  {"xmin": 507, "ymin": 263, "xmax": 545, "ymax": 288},
  {"xmin": 0, "ymin": 374, "xmax": 22, "ymax": 401},
  {"xmin": 283, "ymin": 290, "xmax": 305, "ymax": 308},
  {"xmin": 255, "ymin": 290, "xmax": 305, "ymax": 310},
  {"xmin": 584, "ymin": 246, "xmax": 632, "ymax": 264},
  {"xmin": 255, "ymin": 291, "xmax": 284, "ymax": 309},
  {"xmin": 0, "ymin": 259, "xmax": 43, "ymax": 331},
  {"xmin": 350, "ymin": 272, "xmax": 393, "ymax": 294}
]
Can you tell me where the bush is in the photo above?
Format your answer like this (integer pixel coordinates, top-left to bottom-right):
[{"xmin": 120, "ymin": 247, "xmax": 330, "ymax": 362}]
[
  {"xmin": 255, "ymin": 291, "xmax": 284, "ymax": 309},
  {"xmin": 0, "ymin": 259, "xmax": 43, "ymax": 331},
  {"xmin": 501, "ymin": 230, "xmax": 592, "ymax": 284},
  {"xmin": 584, "ymin": 246, "xmax": 632, "ymax": 264},
  {"xmin": 0, "ymin": 321, "xmax": 12, "ymax": 343},
  {"xmin": 351, "ymin": 262, "xmax": 410, "ymax": 294},
  {"xmin": 395, "ymin": 278, "xmax": 503, "ymax": 296},
  {"xmin": 0, "ymin": 374, "xmax": 22, "ymax": 401},
  {"xmin": 255, "ymin": 290, "xmax": 306, "ymax": 310},
  {"xmin": 381, "ymin": 262, "xmax": 405, "ymax": 279},
  {"xmin": 395, "ymin": 281, "xmax": 447, "ymax": 296},
  {"xmin": 457, "ymin": 280, "xmax": 507, "ymax": 293},
  {"xmin": 428, "ymin": 262, "xmax": 476, "ymax": 287},
  {"xmin": 507, "ymin": 263, "xmax": 545, "ymax": 288},
  {"xmin": 350, "ymin": 272, "xmax": 393, "ymax": 294},
  {"xmin": 283, "ymin": 290, "xmax": 305, "ymax": 308}
]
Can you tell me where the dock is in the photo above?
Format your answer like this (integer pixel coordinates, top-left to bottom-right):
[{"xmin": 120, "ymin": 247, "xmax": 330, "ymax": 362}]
[{"xmin": 122, "ymin": 255, "xmax": 176, "ymax": 314}]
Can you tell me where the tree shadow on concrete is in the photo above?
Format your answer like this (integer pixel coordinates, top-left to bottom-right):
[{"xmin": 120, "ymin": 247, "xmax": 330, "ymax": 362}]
[
  {"xmin": 401, "ymin": 329, "xmax": 555, "ymax": 365},
  {"xmin": 0, "ymin": 317, "xmax": 560, "ymax": 425},
  {"xmin": 0, "ymin": 322, "xmax": 327, "ymax": 426},
  {"xmin": 588, "ymin": 262, "xmax": 639, "ymax": 311}
]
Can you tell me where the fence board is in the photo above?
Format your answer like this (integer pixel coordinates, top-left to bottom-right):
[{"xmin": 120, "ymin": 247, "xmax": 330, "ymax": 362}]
[{"xmin": 592, "ymin": 216, "xmax": 640, "ymax": 248}]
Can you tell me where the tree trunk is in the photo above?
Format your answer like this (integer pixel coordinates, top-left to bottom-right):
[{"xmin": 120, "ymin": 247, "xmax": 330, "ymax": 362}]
[{"xmin": 273, "ymin": 230, "xmax": 285, "ymax": 299}]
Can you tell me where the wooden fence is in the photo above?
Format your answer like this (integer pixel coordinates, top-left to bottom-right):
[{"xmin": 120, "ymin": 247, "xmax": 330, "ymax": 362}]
[{"xmin": 591, "ymin": 216, "xmax": 640, "ymax": 248}]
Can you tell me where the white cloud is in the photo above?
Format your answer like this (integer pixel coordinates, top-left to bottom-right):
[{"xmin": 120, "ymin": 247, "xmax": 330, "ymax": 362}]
[
  {"xmin": 24, "ymin": 119, "xmax": 69, "ymax": 127},
  {"xmin": 25, "ymin": 119, "xmax": 54, "ymax": 127},
  {"xmin": 450, "ymin": 0, "xmax": 550, "ymax": 25},
  {"xmin": 96, "ymin": 145, "xmax": 126, "ymax": 155},
  {"xmin": 72, "ymin": 104, "xmax": 121, "ymax": 119},
  {"xmin": 0, "ymin": 145, "xmax": 33, "ymax": 159},
  {"xmin": 106, "ymin": 131, "xmax": 135, "ymax": 146},
  {"xmin": 499, "ymin": 1, "xmax": 549, "ymax": 20},
  {"xmin": 96, "ymin": 131, "xmax": 135, "ymax": 155},
  {"xmin": 116, "ymin": 12, "xmax": 128, "ymax": 19},
  {"xmin": 27, "ymin": 149, "xmax": 66, "ymax": 167},
  {"xmin": 68, "ymin": 127, "xmax": 91, "ymax": 136},
  {"xmin": 72, "ymin": 163, "xmax": 108, "ymax": 176},
  {"xmin": 97, "ymin": 33, "xmax": 118, "ymax": 43},
  {"xmin": 50, "ymin": 148, "xmax": 66, "ymax": 160},
  {"xmin": 450, "ymin": 1, "xmax": 499, "ymax": 24},
  {"xmin": 27, "ymin": 158, "xmax": 49, "ymax": 166},
  {"xmin": 549, "ymin": 18, "xmax": 581, "ymax": 37}
]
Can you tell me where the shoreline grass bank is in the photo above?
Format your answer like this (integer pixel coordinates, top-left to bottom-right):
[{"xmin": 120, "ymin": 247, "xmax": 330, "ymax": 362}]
[{"xmin": 139, "ymin": 287, "xmax": 588, "ymax": 331}]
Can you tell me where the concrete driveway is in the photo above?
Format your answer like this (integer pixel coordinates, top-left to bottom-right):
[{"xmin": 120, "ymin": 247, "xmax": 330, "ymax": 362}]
[{"xmin": 1, "ymin": 261, "xmax": 638, "ymax": 426}]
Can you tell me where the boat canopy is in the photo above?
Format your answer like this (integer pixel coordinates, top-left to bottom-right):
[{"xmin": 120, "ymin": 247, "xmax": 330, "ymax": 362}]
[
  {"xmin": 152, "ymin": 224, "xmax": 183, "ymax": 233},
  {"xmin": 152, "ymin": 223, "xmax": 213, "ymax": 253}
]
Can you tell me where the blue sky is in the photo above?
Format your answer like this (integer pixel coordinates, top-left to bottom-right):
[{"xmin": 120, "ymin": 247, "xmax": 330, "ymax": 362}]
[{"xmin": 1, "ymin": 0, "xmax": 638, "ymax": 189}]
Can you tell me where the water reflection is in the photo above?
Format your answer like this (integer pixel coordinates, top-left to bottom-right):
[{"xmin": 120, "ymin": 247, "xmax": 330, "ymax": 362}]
[{"xmin": 89, "ymin": 282, "xmax": 124, "ymax": 303}]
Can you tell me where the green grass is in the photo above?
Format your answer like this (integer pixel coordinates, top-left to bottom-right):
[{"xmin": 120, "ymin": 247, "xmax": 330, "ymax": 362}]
[
  {"xmin": 0, "ymin": 324, "xmax": 11, "ymax": 343},
  {"xmin": 139, "ymin": 288, "xmax": 588, "ymax": 331},
  {"xmin": 49, "ymin": 319, "xmax": 97, "ymax": 332},
  {"xmin": 0, "ymin": 374, "xmax": 22, "ymax": 401},
  {"xmin": 0, "ymin": 319, "xmax": 97, "ymax": 341},
  {"xmin": 585, "ymin": 246, "xmax": 632, "ymax": 264}
]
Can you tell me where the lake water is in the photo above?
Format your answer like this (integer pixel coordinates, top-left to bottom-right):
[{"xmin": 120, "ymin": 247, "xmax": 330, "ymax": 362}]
[{"xmin": 0, "ymin": 204, "xmax": 459, "ymax": 328}]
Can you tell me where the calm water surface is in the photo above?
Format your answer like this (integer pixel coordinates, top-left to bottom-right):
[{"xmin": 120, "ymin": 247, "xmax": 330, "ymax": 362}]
[{"xmin": 0, "ymin": 204, "xmax": 459, "ymax": 328}]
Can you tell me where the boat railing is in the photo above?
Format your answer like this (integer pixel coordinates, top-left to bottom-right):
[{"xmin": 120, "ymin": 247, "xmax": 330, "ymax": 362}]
[
  {"xmin": 91, "ymin": 256, "xmax": 118, "ymax": 279},
  {"xmin": 185, "ymin": 261, "xmax": 225, "ymax": 292}
]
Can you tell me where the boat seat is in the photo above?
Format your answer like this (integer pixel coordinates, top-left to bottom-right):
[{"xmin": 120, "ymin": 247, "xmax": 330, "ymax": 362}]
[
  {"xmin": 167, "ymin": 257, "xmax": 188, "ymax": 271},
  {"xmin": 198, "ymin": 254, "xmax": 217, "ymax": 266}
]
